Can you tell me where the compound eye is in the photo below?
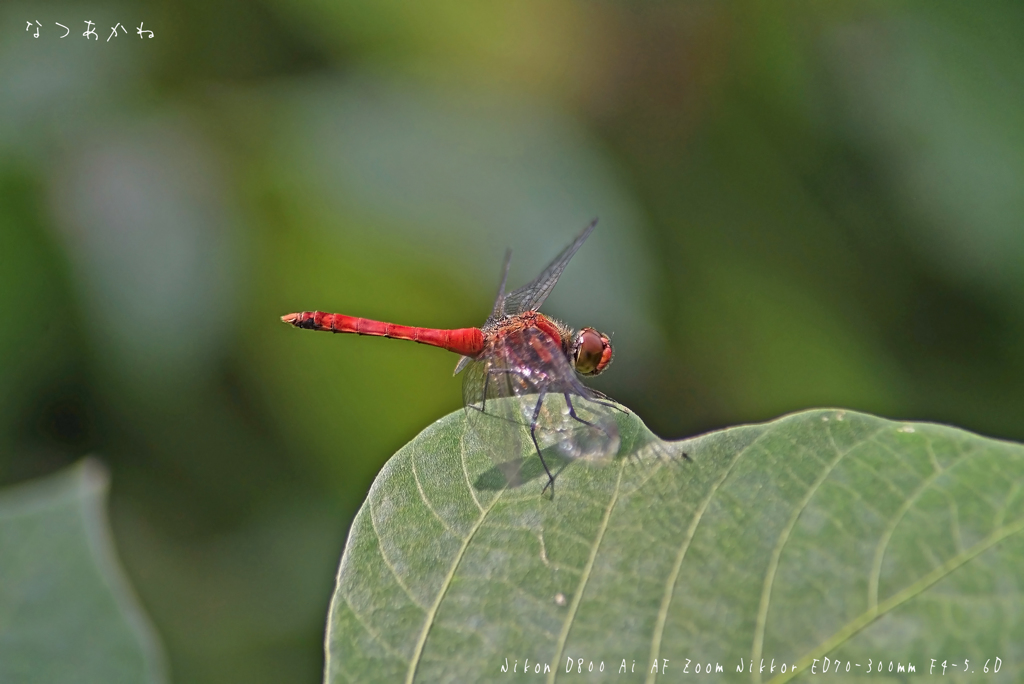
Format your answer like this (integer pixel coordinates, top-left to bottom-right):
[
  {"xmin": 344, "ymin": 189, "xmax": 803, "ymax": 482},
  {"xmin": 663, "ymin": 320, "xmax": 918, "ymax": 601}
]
[{"xmin": 573, "ymin": 328, "xmax": 612, "ymax": 376}]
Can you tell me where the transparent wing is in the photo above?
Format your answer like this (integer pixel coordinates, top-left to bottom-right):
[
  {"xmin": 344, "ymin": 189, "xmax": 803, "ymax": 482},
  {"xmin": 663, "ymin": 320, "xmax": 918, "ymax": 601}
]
[
  {"xmin": 501, "ymin": 219, "xmax": 598, "ymax": 316},
  {"xmin": 462, "ymin": 324, "xmax": 620, "ymax": 489},
  {"xmin": 483, "ymin": 248, "xmax": 513, "ymax": 325}
]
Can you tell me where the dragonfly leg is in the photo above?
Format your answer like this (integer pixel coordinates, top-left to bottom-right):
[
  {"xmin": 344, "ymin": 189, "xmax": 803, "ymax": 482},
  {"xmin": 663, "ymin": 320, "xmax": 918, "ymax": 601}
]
[
  {"xmin": 476, "ymin": 365, "xmax": 493, "ymax": 414},
  {"xmin": 467, "ymin": 365, "xmax": 517, "ymax": 415},
  {"xmin": 593, "ymin": 399, "xmax": 627, "ymax": 414},
  {"xmin": 528, "ymin": 391, "xmax": 557, "ymax": 494},
  {"xmin": 562, "ymin": 392, "xmax": 612, "ymax": 436},
  {"xmin": 468, "ymin": 366, "xmax": 525, "ymax": 416},
  {"xmin": 471, "ymin": 366, "xmax": 557, "ymax": 493},
  {"xmin": 584, "ymin": 388, "xmax": 628, "ymax": 414}
]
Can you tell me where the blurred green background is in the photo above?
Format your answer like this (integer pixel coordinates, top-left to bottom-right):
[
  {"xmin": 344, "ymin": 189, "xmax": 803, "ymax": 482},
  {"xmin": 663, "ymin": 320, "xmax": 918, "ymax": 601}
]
[{"xmin": 3, "ymin": 1, "xmax": 1023, "ymax": 681}]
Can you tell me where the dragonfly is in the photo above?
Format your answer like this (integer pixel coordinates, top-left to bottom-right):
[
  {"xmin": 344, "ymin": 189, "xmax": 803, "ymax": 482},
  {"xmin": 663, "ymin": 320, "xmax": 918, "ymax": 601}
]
[{"xmin": 282, "ymin": 220, "xmax": 630, "ymax": 493}]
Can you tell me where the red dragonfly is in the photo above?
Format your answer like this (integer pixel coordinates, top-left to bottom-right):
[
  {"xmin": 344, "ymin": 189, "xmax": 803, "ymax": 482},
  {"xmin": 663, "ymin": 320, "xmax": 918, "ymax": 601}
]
[{"xmin": 282, "ymin": 220, "xmax": 626, "ymax": 492}]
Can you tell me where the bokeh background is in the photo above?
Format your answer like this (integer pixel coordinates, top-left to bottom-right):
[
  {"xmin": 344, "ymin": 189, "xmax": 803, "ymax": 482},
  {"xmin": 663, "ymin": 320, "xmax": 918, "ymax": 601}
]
[{"xmin": 3, "ymin": 1, "xmax": 1024, "ymax": 681}]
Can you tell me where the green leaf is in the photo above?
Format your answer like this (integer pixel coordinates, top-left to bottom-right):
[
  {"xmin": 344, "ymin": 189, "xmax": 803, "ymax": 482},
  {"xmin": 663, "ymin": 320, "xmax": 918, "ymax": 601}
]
[
  {"xmin": 0, "ymin": 460, "xmax": 167, "ymax": 684},
  {"xmin": 325, "ymin": 409, "xmax": 1024, "ymax": 682},
  {"xmin": 325, "ymin": 409, "xmax": 1024, "ymax": 679}
]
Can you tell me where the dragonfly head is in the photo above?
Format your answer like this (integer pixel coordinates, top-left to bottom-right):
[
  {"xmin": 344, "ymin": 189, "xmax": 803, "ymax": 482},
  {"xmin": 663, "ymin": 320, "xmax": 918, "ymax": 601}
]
[{"xmin": 572, "ymin": 327, "xmax": 613, "ymax": 376}]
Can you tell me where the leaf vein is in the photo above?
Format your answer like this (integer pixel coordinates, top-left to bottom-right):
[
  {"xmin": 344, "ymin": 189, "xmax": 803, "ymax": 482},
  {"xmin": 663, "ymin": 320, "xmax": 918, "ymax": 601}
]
[
  {"xmin": 868, "ymin": 439, "xmax": 989, "ymax": 610},
  {"xmin": 459, "ymin": 429, "xmax": 485, "ymax": 513},
  {"xmin": 768, "ymin": 513, "xmax": 1024, "ymax": 684},
  {"xmin": 645, "ymin": 425, "xmax": 771, "ymax": 684},
  {"xmin": 547, "ymin": 461, "xmax": 627, "ymax": 683},
  {"xmin": 411, "ymin": 447, "xmax": 462, "ymax": 540},
  {"xmin": 368, "ymin": 490, "xmax": 428, "ymax": 612},
  {"xmin": 750, "ymin": 423, "xmax": 886, "ymax": 682},
  {"xmin": 404, "ymin": 449, "xmax": 508, "ymax": 683},
  {"xmin": 340, "ymin": 590, "xmax": 408, "ymax": 661}
]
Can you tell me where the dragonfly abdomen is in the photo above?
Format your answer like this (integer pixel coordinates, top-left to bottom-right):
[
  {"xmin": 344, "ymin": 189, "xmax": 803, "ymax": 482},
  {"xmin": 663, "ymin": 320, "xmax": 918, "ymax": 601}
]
[{"xmin": 281, "ymin": 311, "xmax": 484, "ymax": 356}]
